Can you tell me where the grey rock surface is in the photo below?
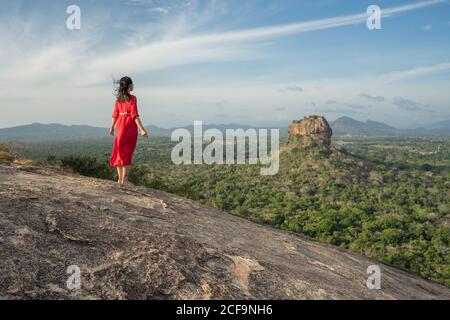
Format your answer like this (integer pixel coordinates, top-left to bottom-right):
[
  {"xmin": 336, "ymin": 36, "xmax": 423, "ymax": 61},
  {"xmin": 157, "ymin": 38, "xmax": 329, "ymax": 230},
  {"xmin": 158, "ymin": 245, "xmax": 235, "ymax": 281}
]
[{"xmin": 0, "ymin": 164, "xmax": 449, "ymax": 300}]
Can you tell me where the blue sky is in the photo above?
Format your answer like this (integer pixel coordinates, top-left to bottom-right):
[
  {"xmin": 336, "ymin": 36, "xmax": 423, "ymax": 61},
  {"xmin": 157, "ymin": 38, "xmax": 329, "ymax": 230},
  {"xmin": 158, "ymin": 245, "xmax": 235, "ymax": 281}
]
[{"xmin": 0, "ymin": 0, "xmax": 449, "ymax": 128}]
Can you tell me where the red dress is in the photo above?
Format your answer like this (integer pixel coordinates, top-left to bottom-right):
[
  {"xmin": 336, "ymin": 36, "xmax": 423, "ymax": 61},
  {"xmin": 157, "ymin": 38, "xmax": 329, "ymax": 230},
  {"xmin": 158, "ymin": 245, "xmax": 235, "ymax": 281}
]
[{"xmin": 110, "ymin": 95, "xmax": 139, "ymax": 167}]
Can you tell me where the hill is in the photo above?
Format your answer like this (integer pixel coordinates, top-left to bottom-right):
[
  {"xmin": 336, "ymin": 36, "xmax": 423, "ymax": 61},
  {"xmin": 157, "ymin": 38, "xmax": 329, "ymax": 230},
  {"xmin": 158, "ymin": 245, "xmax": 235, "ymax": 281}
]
[
  {"xmin": 0, "ymin": 123, "xmax": 174, "ymax": 141},
  {"xmin": 0, "ymin": 123, "xmax": 284, "ymax": 142},
  {"xmin": 330, "ymin": 116, "xmax": 450, "ymax": 136},
  {"xmin": 331, "ymin": 117, "xmax": 400, "ymax": 136},
  {"xmin": 429, "ymin": 120, "xmax": 450, "ymax": 134},
  {"xmin": 0, "ymin": 162, "xmax": 449, "ymax": 299},
  {"xmin": 0, "ymin": 123, "xmax": 110, "ymax": 141}
]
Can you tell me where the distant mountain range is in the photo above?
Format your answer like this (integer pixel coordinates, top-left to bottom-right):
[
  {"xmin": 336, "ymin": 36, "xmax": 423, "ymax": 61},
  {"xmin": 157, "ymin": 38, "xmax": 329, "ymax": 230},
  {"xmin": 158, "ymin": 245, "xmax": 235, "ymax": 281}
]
[
  {"xmin": 0, "ymin": 123, "xmax": 286, "ymax": 141},
  {"xmin": 0, "ymin": 123, "xmax": 109, "ymax": 141},
  {"xmin": 330, "ymin": 117, "xmax": 450, "ymax": 136},
  {"xmin": 330, "ymin": 117, "xmax": 401, "ymax": 136},
  {"xmin": 433, "ymin": 119, "xmax": 450, "ymax": 131},
  {"xmin": 0, "ymin": 117, "xmax": 448, "ymax": 141}
]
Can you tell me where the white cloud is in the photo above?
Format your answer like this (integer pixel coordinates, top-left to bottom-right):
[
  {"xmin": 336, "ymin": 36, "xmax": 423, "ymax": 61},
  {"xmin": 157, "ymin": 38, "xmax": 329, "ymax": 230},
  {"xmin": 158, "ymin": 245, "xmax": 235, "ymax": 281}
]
[
  {"xmin": 2, "ymin": 0, "xmax": 445, "ymax": 87},
  {"xmin": 378, "ymin": 62, "xmax": 450, "ymax": 82},
  {"xmin": 281, "ymin": 85, "xmax": 303, "ymax": 93},
  {"xmin": 423, "ymin": 24, "xmax": 433, "ymax": 30},
  {"xmin": 393, "ymin": 97, "xmax": 429, "ymax": 111},
  {"xmin": 360, "ymin": 93, "xmax": 386, "ymax": 102},
  {"xmin": 149, "ymin": 7, "xmax": 170, "ymax": 14},
  {"xmin": 1, "ymin": 0, "xmax": 449, "ymax": 128},
  {"xmin": 79, "ymin": 0, "xmax": 449, "ymax": 85},
  {"xmin": 126, "ymin": 0, "xmax": 153, "ymax": 5},
  {"xmin": 126, "ymin": 0, "xmax": 193, "ymax": 16}
]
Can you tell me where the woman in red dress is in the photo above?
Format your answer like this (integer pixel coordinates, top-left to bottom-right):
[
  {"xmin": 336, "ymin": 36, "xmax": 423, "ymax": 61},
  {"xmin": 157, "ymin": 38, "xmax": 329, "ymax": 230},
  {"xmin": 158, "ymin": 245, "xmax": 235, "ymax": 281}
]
[{"xmin": 109, "ymin": 76, "xmax": 148, "ymax": 186}]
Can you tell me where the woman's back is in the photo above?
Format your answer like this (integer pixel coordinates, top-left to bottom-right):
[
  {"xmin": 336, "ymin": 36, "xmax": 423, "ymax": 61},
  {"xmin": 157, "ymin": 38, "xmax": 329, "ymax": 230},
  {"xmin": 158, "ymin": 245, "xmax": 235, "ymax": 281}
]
[{"xmin": 113, "ymin": 95, "xmax": 139, "ymax": 120}]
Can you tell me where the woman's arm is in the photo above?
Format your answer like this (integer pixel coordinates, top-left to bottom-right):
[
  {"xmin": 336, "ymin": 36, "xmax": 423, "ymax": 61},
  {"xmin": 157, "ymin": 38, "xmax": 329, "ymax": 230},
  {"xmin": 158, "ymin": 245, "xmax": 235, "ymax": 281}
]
[
  {"xmin": 135, "ymin": 117, "xmax": 148, "ymax": 139},
  {"xmin": 110, "ymin": 101, "xmax": 119, "ymax": 136},
  {"xmin": 109, "ymin": 118, "xmax": 118, "ymax": 136},
  {"xmin": 130, "ymin": 96, "xmax": 148, "ymax": 138}
]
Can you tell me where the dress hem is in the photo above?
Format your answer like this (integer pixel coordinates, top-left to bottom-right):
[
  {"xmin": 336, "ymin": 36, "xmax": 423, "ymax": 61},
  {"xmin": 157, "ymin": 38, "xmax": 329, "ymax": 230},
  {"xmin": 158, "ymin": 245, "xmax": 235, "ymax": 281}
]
[{"xmin": 110, "ymin": 160, "xmax": 132, "ymax": 168}]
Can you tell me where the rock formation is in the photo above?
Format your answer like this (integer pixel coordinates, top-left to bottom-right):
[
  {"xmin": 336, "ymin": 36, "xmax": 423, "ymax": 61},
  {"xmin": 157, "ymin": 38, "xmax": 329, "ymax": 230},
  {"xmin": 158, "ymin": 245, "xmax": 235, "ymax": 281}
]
[
  {"xmin": 288, "ymin": 115, "xmax": 333, "ymax": 147},
  {"xmin": 1, "ymin": 163, "xmax": 449, "ymax": 300}
]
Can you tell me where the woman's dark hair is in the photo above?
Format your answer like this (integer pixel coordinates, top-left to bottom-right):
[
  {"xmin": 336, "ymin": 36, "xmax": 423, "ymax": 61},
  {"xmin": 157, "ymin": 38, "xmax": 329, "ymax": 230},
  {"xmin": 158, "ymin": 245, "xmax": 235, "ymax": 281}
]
[{"xmin": 114, "ymin": 76, "xmax": 133, "ymax": 102}]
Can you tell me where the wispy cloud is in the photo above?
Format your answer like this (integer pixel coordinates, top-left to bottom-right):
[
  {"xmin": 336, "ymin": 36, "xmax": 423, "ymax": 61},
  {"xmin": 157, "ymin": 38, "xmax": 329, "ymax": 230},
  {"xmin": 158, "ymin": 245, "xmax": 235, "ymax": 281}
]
[
  {"xmin": 76, "ymin": 0, "xmax": 446, "ymax": 84},
  {"xmin": 360, "ymin": 93, "xmax": 386, "ymax": 102},
  {"xmin": 0, "ymin": 0, "xmax": 448, "ymax": 128},
  {"xmin": 281, "ymin": 85, "xmax": 303, "ymax": 93},
  {"xmin": 10, "ymin": 0, "xmax": 442, "ymax": 87},
  {"xmin": 313, "ymin": 105, "xmax": 364, "ymax": 115},
  {"xmin": 345, "ymin": 103, "xmax": 366, "ymax": 109},
  {"xmin": 150, "ymin": 7, "xmax": 170, "ymax": 14},
  {"xmin": 126, "ymin": 0, "xmax": 192, "ymax": 15},
  {"xmin": 422, "ymin": 24, "xmax": 433, "ymax": 30},
  {"xmin": 177, "ymin": 0, "xmax": 444, "ymax": 42},
  {"xmin": 393, "ymin": 97, "xmax": 429, "ymax": 111},
  {"xmin": 379, "ymin": 61, "xmax": 450, "ymax": 82},
  {"xmin": 126, "ymin": 0, "xmax": 154, "ymax": 5}
]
